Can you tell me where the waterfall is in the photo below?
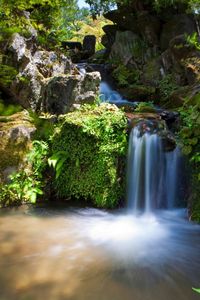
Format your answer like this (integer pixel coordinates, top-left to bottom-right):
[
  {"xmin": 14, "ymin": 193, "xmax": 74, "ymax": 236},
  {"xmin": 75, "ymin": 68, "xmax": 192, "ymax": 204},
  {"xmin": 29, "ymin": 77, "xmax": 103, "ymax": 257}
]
[{"xmin": 127, "ymin": 121, "xmax": 180, "ymax": 213}]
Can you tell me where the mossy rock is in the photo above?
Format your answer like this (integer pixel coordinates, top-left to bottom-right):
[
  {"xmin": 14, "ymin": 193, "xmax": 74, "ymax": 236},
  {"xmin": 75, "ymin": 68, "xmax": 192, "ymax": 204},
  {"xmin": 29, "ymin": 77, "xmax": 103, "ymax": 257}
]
[
  {"xmin": 119, "ymin": 85, "xmax": 156, "ymax": 101},
  {"xmin": 0, "ymin": 111, "xmax": 35, "ymax": 181},
  {"xmin": 143, "ymin": 58, "xmax": 162, "ymax": 85},
  {"xmin": 51, "ymin": 104, "xmax": 128, "ymax": 208}
]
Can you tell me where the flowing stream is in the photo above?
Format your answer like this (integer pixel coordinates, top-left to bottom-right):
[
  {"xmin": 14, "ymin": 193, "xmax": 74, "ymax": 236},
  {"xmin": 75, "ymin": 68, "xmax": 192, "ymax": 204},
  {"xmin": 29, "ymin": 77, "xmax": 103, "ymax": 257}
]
[
  {"xmin": 0, "ymin": 206, "xmax": 200, "ymax": 300},
  {"xmin": 0, "ymin": 76, "xmax": 200, "ymax": 300}
]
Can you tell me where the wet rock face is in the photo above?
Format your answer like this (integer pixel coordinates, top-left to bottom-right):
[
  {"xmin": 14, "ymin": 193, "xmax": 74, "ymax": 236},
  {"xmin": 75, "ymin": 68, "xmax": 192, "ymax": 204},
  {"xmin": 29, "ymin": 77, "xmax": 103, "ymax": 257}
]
[
  {"xmin": 0, "ymin": 111, "xmax": 36, "ymax": 182},
  {"xmin": 129, "ymin": 118, "xmax": 176, "ymax": 151}
]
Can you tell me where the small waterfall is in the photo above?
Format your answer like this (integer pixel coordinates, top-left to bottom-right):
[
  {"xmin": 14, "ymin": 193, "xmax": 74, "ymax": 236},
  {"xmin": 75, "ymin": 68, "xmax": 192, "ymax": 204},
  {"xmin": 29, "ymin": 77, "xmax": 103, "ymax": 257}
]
[{"xmin": 127, "ymin": 121, "xmax": 180, "ymax": 213}]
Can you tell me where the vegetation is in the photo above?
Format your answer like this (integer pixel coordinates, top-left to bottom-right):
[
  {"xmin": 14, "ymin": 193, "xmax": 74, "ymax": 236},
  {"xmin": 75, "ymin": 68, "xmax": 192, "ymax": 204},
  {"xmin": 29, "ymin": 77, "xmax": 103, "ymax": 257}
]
[
  {"xmin": 179, "ymin": 96, "xmax": 200, "ymax": 222},
  {"xmin": 0, "ymin": 140, "xmax": 48, "ymax": 207},
  {"xmin": 158, "ymin": 75, "xmax": 179, "ymax": 103},
  {"xmin": 85, "ymin": 0, "xmax": 200, "ymax": 14},
  {"xmin": 69, "ymin": 15, "xmax": 112, "ymax": 51},
  {"xmin": 50, "ymin": 104, "xmax": 128, "ymax": 208},
  {"xmin": 112, "ymin": 64, "xmax": 140, "ymax": 87},
  {"xmin": 0, "ymin": 0, "xmax": 88, "ymax": 45},
  {"xmin": 134, "ymin": 102, "xmax": 155, "ymax": 113}
]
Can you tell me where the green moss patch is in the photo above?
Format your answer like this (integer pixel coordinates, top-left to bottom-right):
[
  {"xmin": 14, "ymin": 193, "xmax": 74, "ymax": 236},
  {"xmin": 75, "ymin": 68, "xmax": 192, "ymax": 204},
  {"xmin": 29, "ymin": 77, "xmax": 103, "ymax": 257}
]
[{"xmin": 50, "ymin": 104, "xmax": 128, "ymax": 208}]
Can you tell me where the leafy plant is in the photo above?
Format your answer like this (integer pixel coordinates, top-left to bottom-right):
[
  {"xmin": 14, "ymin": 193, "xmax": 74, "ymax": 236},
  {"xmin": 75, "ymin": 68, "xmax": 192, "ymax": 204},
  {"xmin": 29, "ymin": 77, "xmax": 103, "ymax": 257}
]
[
  {"xmin": 0, "ymin": 140, "xmax": 48, "ymax": 207},
  {"xmin": 112, "ymin": 64, "xmax": 140, "ymax": 87},
  {"xmin": 178, "ymin": 97, "xmax": 200, "ymax": 222},
  {"xmin": 158, "ymin": 74, "xmax": 178, "ymax": 102},
  {"xmin": 0, "ymin": 100, "xmax": 22, "ymax": 116},
  {"xmin": 134, "ymin": 101, "xmax": 155, "ymax": 113},
  {"xmin": 186, "ymin": 32, "xmax": 200, "ymax": 51},
  {"xmin": 48, "ymin": 150, "xmax": 68, "ymax": 179},
  {"xmin": 192, "ymin": 287, "xmax": 200, "ymax": 294},
  {"xmin": 50, "ymin": 104, "xmax": 128, "ymax": 208}
]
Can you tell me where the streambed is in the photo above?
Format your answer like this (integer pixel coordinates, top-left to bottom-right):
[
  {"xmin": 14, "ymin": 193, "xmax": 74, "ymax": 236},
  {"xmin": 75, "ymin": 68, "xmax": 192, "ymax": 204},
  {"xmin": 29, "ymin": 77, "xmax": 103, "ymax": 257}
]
[{"xmin": 0, "ymin": 205, "xmax": 200, "ymax": 300}]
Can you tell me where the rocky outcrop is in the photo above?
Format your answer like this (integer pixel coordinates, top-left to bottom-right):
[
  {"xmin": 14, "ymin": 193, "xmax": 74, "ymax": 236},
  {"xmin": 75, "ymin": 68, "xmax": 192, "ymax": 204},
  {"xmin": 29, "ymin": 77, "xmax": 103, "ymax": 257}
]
[
  {"xmin": 41, "ymin": 72, "xmax": 101, "ymax": 114},
  {"xmin": 102, "ymin": 5, "xmax": 200, "ymax": 106},
  {"xmin": 160, "ymin": 15, "xmax": 196, "ymax": 51},
  {"xmin": 0, "ymin": 111, "xmax": 36, "ymax": 182},
  {"xmin": 2, "ymin": 33, "xmax": 101, "ymax": 114}
]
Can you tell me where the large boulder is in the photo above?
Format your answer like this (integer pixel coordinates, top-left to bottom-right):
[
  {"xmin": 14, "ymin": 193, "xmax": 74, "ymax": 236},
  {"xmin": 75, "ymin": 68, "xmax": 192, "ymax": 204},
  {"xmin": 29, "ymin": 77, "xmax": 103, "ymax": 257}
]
[
  {"xmin": 41, "ymin": 71, "xmax": 101, "ymax": 114},
  {"xmin": 3, "ymin": 33, "xmax": 101, "ymax": 114},
  {"xmin": 0, "ymin": 111, "xmax": 36, "ymax": 182},
  {"xmin": 160, "ymin": 14, "xmax": 196, "ymax": 51},
  {"xmin": 50, "ymin": 104, "xmax": 128, "ymax": 208},
  {"xmin": 110, "ymin": 31, "xmax": 143, "ymax": 65},
  {"xmin": 137, "ymin": 11, "xmax": 160, "ymax": 46}
]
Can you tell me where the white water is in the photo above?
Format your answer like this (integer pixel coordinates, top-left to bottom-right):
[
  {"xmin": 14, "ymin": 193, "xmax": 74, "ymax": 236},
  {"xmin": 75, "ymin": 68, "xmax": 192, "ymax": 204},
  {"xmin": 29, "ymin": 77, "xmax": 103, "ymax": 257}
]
[{"xmin": 127, "ymin": 124, "xmax": 180, "ymax": 213}]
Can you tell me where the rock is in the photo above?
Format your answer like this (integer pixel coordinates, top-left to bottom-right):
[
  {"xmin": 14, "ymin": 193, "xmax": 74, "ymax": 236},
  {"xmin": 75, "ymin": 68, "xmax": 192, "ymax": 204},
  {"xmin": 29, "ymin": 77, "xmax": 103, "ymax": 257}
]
[
  {"xmin": 32, "ymin": 50, "xmax": 71, "ymax": 77},
  {"xmin": 61, "ymin": 41, "xmax": 82, "ymax": 51},
  {"xmin": 82, "ymin": 35, "xmax": 96, "ymax": 57},
  {"xmin": 119, "ymin": 85, "xmax": 155, "ymax": 101},
  {"xmin": 182, "ymin": 56, "xmax": 200, "ymax": 85},
  {"xmin": 41, "ymin": 71, "xmax": 101, "ymax": 114},
  {"xmin": 8, "ymin": 33, "xmax": 29, "ymax": 62},
  {"xmin": 5, "ymin": 33, "xmax": 99, "ymax": 113},
  {"xmin": 160, "ymin": 14, "xmax": 196, "ymax": 51},
  {"xmin": 101, "ymin": 25, "xmax": 118, "ymax": 51},
  {"xmin": 137, "ymin": 11, "xmax": 160, "ymax": 46},
  {"xmin": 142, "ymin": 57, "xmax": 162, "ymax": 85},
  {"xmin": 8, "ymin": 33, "xmax": 31, "ymax": 69},
  {"xmin": 11, "ymin": 62, "xmax": 44, "ymax": 110},
  {"xmin": 0, "ymin": 111, "xmax": 36, "ymax": 182},
  {"xmin": 6, "ymin": 33, "xmax": 72, "ymax": 111},
  {"xmin": 104, "ymin": 9, "xmax": 138, "ymax": 32},
  {"xmin": 88, "ymin": 49, "xmax": 107, "ymax": 63},
  {"xmin": 110, "ymin": 31, "xmax": 142, "ymax": 65},
  {"xmin": 159, "ymin": 110, "xmax": 180, "ymax": 129}
]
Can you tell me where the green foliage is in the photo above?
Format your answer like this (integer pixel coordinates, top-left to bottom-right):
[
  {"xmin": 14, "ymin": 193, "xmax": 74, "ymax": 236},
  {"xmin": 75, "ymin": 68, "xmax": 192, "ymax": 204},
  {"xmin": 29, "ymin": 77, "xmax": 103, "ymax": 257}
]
[
  {"xmin": 112, "ymin": 64, "xmax": 140, "ymax": 87},
  {"xmin": 85, "ymin": 0, "xmax": 198, "ymax": 14},
  {"xmin": 0, "ymin": 0, "xmax": 87, "ymax": 47},
  {"xmin": 178, "ymin": 97, "xmax": 200, "ymax": 221},
  {"xmin": 0, "ymin": 100, "xmax": 22, "ymax": 116},
  {"xmin": 50, "ymin": 104, "xmax": 128, "ymax": 208},
  {"xmin": 192, "ymin": 288, "xmax": 200, "ymax": 294},
  {"xmin": 0, "ymin": 55, "xmax": 18, "ymax": 87},
  {"xmin": 134, "ymin": 102, "xmax": 155, "ymax": 113},
  {"xmin": 158, "ymin": 74, "xmax": 178, "ymax": 102},
  {"xmin": 186, "ymin": 32, "xmax": 200, "ymax": 51},
  {"xmin": 0, "ymin": 140, "xmax": 48, "ymax": 207},
  {"xmin": 48, "ymin": 151, "xmax": 68, "ymax": 179}
]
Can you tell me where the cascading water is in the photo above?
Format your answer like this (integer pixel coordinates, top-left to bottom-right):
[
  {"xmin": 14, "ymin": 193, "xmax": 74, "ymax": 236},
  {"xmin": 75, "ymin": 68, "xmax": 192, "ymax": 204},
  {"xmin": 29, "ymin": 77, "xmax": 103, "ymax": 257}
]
[{"xmin": 127, "ymin": 120, "xmax": 180, "ymax": 213}]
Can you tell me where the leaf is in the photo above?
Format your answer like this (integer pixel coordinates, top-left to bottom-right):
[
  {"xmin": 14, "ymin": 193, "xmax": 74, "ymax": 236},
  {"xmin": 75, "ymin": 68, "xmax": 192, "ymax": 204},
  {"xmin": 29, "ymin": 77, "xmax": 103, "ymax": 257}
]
[
  {"xmin": 192, "ymin": 288, "xmax": 200, "ymax": 294},
  {"xmin": 55, "ymin": 157, "xmax": 67, "ymax": 179},
  {"xmin": 48, "ymin": 157, "xmax": 58, "ymax": 168}
]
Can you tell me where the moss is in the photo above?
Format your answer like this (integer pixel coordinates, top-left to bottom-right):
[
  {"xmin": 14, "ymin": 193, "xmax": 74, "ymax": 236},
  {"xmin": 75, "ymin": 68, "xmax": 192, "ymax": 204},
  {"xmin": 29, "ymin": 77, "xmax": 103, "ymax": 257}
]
[{"xmin": 50, "ymin": 104, "xmax": 128, "ymax": 208}]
